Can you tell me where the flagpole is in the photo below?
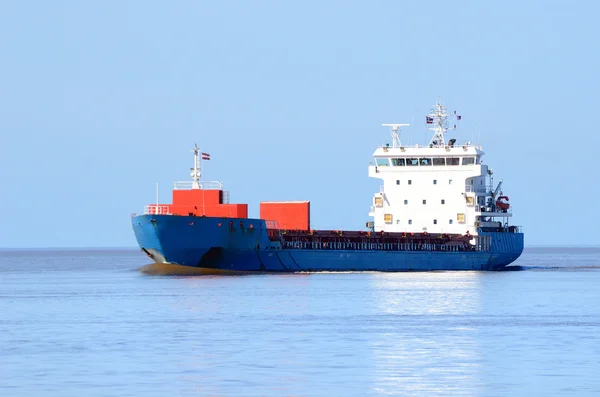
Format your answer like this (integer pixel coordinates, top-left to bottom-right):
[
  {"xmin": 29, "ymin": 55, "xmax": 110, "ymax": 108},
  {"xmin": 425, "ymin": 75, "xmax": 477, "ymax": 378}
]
[
  {"xmin": 203, "ymin": 150, "xmax": 207, "ymax": 216},
  {"xmin": 201, "ymin": 147, "xmax": 205, "ymax": 215}
]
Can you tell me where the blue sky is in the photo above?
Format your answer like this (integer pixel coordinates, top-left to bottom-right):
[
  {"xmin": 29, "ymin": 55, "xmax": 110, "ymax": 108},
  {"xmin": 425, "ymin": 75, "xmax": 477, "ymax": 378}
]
[{"xmin": 1, "ymin": 0, "xmax": 598, "ymax": 247}]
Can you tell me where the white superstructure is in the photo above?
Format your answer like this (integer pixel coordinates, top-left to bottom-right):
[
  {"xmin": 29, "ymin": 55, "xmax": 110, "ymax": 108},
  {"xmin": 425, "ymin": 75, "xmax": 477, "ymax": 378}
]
[{"xmin": 368, "ymin": 100, "xmax": 512, "ymax": 236}]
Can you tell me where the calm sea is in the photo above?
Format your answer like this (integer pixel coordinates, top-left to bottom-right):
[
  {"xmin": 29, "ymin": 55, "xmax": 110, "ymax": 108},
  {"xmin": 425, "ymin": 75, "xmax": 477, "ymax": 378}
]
[{"xmin": 1, "ymin": 248, "xmax": 599, "ymax": 396}]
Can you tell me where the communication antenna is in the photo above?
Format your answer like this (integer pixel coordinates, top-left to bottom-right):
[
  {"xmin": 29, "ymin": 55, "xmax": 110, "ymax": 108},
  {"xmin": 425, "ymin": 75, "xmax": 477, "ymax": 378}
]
[
  {"xmin": 425, "ymin": 99, "xmax": 462, "ymax": 147},
  {"xmin": 381, "ymin": 124, "xmax": 410, "ymax": 148},
  {"xmin": 191, "ymin": 143, "xmax": 201, "ymax": 189}
]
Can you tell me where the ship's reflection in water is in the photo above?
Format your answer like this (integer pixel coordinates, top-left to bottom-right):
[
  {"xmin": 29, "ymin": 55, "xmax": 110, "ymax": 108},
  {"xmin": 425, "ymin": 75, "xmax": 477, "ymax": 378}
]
[
  {"xmin": 168, "ymin": 271, "xmax": 485, "ymax": 396},
  {"xmin": 368, "ymin": 272, "xmax": 483, "ymax": 396}
]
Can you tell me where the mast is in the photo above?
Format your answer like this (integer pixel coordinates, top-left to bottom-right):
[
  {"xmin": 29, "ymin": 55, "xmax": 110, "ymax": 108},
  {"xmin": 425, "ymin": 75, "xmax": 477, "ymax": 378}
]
[
  {"xmin": 191, "ymin": 143, "xmax": 201, "ymax": 189},
  {"xmin": 426, "ymin": 99, "xmax": 461, "ymax": 147},
  {"xmin": 382, "ymin": 124, "xmax": 410, "ymax": 148}
]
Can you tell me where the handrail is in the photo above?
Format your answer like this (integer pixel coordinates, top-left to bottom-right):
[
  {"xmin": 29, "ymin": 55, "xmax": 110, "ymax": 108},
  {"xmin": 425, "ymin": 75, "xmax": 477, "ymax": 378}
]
[
  {"xmin": 173, "ymin": 181, "xmax": 224, "ymax": 190},
  {"xmin": 265, "ymin": 220, "xmax": 281, "ymax": 229},
  {"xmin": 144, "ymin": 205, "xmax": 171, "ymax": 215},
  {"xmin": 465, "ymin": 186, "xmax": 487, "ymax": 193},
  {"xmin": 377, "ymin": 143, "xmax": 483, "ymax": 150}
]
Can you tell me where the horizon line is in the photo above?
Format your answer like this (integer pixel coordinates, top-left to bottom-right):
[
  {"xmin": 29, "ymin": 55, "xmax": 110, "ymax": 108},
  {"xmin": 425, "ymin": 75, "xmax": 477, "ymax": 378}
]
[{"xmin": 1, "ymin": 245, "xmax": 599, "ymax": 250}]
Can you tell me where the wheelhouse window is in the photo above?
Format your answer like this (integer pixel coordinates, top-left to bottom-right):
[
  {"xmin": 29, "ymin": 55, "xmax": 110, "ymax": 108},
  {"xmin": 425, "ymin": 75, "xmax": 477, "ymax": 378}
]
[
  {"xmin": 408, "ymin": 180, "xmax": 412, "ymax": 185},
  {"xmin": 433, "ymin": 157, "xmax": 445, "ymax": 166},
  {"xmin": 446, "ymin": 158, "xmax": 460, "ymax": 166},
  {"xmin": 406, "ymin": 158, "xmax": 419, "ymax": 166},
  {"xmin": 433, "ymin": 179, "xmax": 437, "ymax": 185},
  {"xmin": 376, "ymin": 158, "xmax": 390, "ymax": 166},
  {"xmin": 422, "ymin": 200, "xmax": 426, "ymax": 205},
  {"xmin": 441, "ymin": 199, "xmax": 445, "ymax": 204},
  {"xmin": 391, "ymin": 158, "xmax": 405, "ymax": 166},
  {"xmin": 408, "ymin": 220, "xmax": 412, "ymax": 225},
  {"xmin": 462, "ymin": 157, "xmax": 475, "ymax": 165},
  {"xmin": 419, "ymin": 158, "xmax": 432, "ymax": 166},
  {"xmin": 396, "ymin": 180, "xmax": 400, "ymax": 185}
]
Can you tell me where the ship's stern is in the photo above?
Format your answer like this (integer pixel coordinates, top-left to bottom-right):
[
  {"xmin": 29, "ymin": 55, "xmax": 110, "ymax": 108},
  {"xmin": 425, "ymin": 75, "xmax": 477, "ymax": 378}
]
[{"xmin": 484, "ymin": 231, "xmax": 525, "ymax": 270}]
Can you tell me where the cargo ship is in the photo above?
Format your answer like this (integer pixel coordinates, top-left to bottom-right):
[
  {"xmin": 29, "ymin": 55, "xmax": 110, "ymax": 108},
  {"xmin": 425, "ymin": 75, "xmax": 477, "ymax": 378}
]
[{"xmin": 131, "ymin": 100, "xmax": 523, "ymax": 272}]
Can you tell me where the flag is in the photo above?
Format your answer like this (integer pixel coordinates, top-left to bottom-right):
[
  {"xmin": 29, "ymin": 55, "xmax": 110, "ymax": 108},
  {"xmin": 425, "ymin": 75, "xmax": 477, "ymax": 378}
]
[
  {"xmin": 426, "ymin": 116, "xmax": 434, "ymax": 124},
  {"xmin": 457, "ymin": 115, "xmax": 462, "ymax": 120},
  {"xmin": 202, "ymin": 152, "xmax": 210, "ymax": 160}
]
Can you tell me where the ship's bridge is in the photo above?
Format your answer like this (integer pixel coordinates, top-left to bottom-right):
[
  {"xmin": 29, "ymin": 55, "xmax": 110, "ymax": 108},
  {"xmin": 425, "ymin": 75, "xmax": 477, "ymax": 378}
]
[
  {"xmin": 371, "ymin": 144, "xmax": 485, "ymax": 168},
  {"xmin": 368, "ymin": 101, "xmax": 517, "ymax": 238}
]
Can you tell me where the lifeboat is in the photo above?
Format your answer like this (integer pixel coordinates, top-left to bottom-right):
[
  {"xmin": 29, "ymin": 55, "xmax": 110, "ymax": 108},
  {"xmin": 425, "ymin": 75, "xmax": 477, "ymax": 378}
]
[{"xmin": 495, "ymin": 196, "xmax": 510, "ymax": 211}]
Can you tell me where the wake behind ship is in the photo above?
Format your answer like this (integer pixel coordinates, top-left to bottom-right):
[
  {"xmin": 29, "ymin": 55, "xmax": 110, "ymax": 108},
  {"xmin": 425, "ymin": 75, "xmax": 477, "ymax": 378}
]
[{"xmin": 131, "ymin": 100, "xmax": 524, "ymax": 272}]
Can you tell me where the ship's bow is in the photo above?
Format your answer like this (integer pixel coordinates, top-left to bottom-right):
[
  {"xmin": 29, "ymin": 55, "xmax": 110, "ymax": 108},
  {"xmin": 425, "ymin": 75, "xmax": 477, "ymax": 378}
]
[{"xmin": 131, "ymin": 214, "xmax": 214, "ymax": 265}]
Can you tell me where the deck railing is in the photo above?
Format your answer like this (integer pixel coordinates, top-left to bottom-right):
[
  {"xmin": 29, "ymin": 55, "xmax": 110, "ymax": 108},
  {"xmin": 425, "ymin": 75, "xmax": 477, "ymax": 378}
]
[
  {"xmin": 173, "ymin": 181, "xmax": 224, "ymax": 190},
  {"xmin": 377, "ymin": 143, "xmax": 483, "ymax": 150},
  {"xmin": 465, "ymin": 185, "xmax": 487, "ymax": 193},
  {"xmin": 280, "ymin": 240, "xmax": 482, "ymax": 252},
  {"xmin": 144, "ymin": 205, "xmax": 171, "ymax": 215},
  {"xmin": 265, "ymin": 220, "xmax": 281, "ymax": 229}
]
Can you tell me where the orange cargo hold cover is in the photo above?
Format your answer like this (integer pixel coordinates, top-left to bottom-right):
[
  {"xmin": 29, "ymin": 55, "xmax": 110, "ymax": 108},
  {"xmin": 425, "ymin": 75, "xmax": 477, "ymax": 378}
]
[
  {"xmin": 260, "ymin": 201, "xmax": 310, "ymax": 230},
  {"xmin": 208, "ymin": 204, "xmax": 248, "ymax": 218},
  {"xmin": 173, "ymin": 189, "xmax": 222, "ymax": 206},
  {"xmin": 169, "ymin": 204, "xmax": 248, "ymax": 218}
]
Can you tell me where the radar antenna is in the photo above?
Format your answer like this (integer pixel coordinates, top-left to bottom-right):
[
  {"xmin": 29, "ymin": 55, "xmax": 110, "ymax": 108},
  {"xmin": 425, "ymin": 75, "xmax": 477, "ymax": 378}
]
[
  {"xmin": 426, "ymin": 99, "xmax": 461, "ymax": 147},
  {"xmin": 382, "ymin": 123, "xmax": 410, "ymax": 148}
]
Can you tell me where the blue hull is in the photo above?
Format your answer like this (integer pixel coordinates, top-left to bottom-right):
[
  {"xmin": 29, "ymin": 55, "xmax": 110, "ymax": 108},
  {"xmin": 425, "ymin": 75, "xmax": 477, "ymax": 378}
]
[{"xmin": 131, "ymin": 215, "xmax": 524, "ymax": 272}]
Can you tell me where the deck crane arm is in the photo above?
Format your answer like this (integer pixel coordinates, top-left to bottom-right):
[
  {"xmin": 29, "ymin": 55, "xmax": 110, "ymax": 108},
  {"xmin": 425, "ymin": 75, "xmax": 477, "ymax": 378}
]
[{"xmin": 492, "ymin": 180, "xmax": 503, "ymax": 200}]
